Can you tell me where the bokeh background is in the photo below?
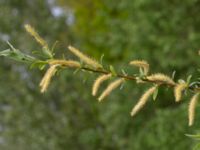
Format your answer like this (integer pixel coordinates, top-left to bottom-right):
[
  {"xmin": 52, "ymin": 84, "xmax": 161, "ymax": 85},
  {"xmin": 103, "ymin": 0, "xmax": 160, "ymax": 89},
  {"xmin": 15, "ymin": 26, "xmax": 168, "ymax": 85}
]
[{"xmin": 0, "ymin": 0, "xmax": 200, "ymax": 149}]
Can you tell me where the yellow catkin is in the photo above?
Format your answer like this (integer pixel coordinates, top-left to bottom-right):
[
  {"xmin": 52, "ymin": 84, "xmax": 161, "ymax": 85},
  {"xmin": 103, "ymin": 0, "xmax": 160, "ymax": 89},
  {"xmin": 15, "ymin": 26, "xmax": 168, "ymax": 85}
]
[
  {"xmin": 92, "ymin": 73, "xmax": 112, "ymax": 96},
  {"xmin": 39, "ymin": 65, "xmax": 58, "ymax": 93},
  {"xmin": 98, "ymin": 78, "xmax": 124, "ymax": 102},
  {"xmin": 131, "ymin": 86, "xmax": 157, "ymax": 116},
  {"xmin": 188, "ymin": 93, "xmax": 200, "ymax": 126},
  {"xmin": 146, "ymin": 73, "xmax": 175, "ymax": 85},
  {"xmin": 49, "ymin": 60, "xmax": 81, "ymax": 68},
  {"xmin": 129, "ymin": 60, "xmax": 149, "ymax": 74},
  {"xmin": 24, "ymin": 24, "xmax": 48, "ymax": 49},
  {"xmin": 174, "ymin": 83, "xmax": 188, "ymax": 102},
  {"xmin": 68, "ymin": 45, "xmax": 102, "ymax": 69}
]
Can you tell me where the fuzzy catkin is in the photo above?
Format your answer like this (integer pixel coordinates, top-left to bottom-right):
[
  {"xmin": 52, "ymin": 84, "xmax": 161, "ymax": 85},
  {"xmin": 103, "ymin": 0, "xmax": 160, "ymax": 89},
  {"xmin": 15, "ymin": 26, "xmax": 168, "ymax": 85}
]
[
  {"xmin": 68, "ymin": 46, "xmax": 102, "ymax": 69},
  {"xmin": 24, "ymin": 24, "xmax": 48, "ymax": 49},
  {"xmin": 49, "ymin": 60, "xmax": 81, "ymax": 68},
  {"xmin": 131, "ymin": 86, "xmax": 157, "ymax": 116},
  {"xmin": 147, "ymin": 73, "xmax": 175, "ymax": 85},
  {"xmin": 98, "ymin": 78, "xmax": 124, "ymax": 102},
  {"xmin": 129, "ymin": 60, "xmax": 149, "ymax": 74},
  {"xmin": 188, "ymin": 93, "xmax": 200, "ymax": 126},
  {"xmin": 39, "ymin": 65, "xmax": 58, "ymax": 93},
  {"xmin": 92, "ymin": 74, "xmax": 112, "ymax": 96},
  {"xmin": 174, "ymin": 83, "xmax": 188, "ymax": 102}
]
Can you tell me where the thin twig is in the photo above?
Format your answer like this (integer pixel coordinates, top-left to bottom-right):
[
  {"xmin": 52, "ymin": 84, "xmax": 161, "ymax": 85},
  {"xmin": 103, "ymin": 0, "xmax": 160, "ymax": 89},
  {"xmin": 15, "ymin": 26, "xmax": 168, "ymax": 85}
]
[{"xmin": 80, "ymin": 66, "xmax": 200, "ymax": 92}]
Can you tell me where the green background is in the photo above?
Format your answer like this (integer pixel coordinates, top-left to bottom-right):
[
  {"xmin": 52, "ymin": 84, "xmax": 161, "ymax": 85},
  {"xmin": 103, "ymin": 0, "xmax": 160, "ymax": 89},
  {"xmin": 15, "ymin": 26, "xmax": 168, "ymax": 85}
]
[{"xmin": 0, "ymin": 0, "xmax": 199, "ymax": 149}]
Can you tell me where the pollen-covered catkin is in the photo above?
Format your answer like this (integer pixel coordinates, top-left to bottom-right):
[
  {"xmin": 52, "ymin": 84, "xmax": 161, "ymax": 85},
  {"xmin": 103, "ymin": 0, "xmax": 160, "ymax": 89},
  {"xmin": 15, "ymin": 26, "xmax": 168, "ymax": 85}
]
[
  {"xmin": 92, "ymin": 73, "xmax": 112, "ymax": 96},
  {"xmin": 68, "ymin": 46, "xmax": 102, "ymax": 69},
  {"xmin": 174, "ymin": 83, "xmax": 188, "ymax": 102},
  {"xmin": 131, "ymin": 85, "xmax": 157, "ymax": 116},
  {"xmin": 39, "ymin": 65, "xmax": 59, "ymax": 93},
  {"xmin": 98, "ymin": 78, "xmax": 124, "ymax": 102},
  {"xmin": 49, "ymin": 60, "xmax": 81, "ymax": 68},
  {"xmin": 147, "ymin": 73, "xmax": 175, "ymax": 85},
  {"xmin": 129, "ymin": 60, "xmax": 149, "ymax": 74},
  {"xmin": 24, "ymin": 24, "xmax": 48, "ymax": 49},
  {"xmin": 188, "ymin": 93, "xmax": 200, "ymax": 126}
]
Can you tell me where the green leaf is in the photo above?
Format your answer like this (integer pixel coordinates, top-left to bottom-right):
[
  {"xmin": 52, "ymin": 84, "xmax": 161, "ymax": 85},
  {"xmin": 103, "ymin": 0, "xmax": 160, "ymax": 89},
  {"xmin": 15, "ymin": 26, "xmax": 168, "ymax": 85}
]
[
  {"xmin": 178, "ymin": 79, "xmax": 185, "ymax": 84},
  {"xmin": 139, "ymin": 67, "xmax": 144, "ymax": 76},
  {"xmin": 0, "ymin": 48, "xmax": 36, "ymax": 64},
  {"xmin": 186, "ymin": 75, "xmax": 192, "ymax": 84},
  {"xmin": 0, "ymin": 42, "xmax": 37, "ymax": 63},
  {"xmin": 73, "ymin": 68, "xmax": 80, "ymax": 74},
  {"xmin": 42, "ymin": 47, "xmax": 53, "ymax": 59},
  {"xmin": 100, "ymin": 54, "xmax": 104, "ymax": 65},
  {"xmin": 109, "ymin": 65, "xmax": 117, "ymax": 76},
  {"xmin": 51, "ymin": 40, "xmax": 59, "ymax": 53},
  {"xmin": 172, "ymin": 70, "xmax": 176, "ymax": 80},
  {"xmin": 38, "ymin": 64, "xmax": 46, "ymax": 70},
  {"xmin": 0, "ymin": 49, "xmax": 13, "ymax": 57},
  {"xmin": 185, "ymin": 134, "xmax": 200, "ymax": 140},
  {"xmin": 120, "ymin": 82, "xmax": 125, "ymax": 90},
  {"xmin": 30, "ymin": 61, "xmax": 48, "ymax": 69},
  {"xmin": 153, "ymin": 87, "xmax": 159, "ymax": 101},
  {"xmin": 121, "ymin": 69, "xmax": 127, "ymax": 76}
]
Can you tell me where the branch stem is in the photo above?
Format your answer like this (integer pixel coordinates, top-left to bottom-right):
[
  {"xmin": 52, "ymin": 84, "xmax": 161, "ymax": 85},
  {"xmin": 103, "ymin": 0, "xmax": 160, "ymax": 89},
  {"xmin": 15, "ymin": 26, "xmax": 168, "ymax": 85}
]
[{"xmin": 80, "ymin": 66, "xmax": 200, "ymax": 92}]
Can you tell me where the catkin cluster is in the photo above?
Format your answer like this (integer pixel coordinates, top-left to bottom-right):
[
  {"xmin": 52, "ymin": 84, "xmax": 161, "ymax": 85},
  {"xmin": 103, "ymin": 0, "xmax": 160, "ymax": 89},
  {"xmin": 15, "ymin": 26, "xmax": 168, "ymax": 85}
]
[
  {"xmin": 39, "ymin": 42, "xmax": 200, "ymax": 126},
  {"xmin": 2, "ymin": 24, "xmax": 199, "ymax": 127}
]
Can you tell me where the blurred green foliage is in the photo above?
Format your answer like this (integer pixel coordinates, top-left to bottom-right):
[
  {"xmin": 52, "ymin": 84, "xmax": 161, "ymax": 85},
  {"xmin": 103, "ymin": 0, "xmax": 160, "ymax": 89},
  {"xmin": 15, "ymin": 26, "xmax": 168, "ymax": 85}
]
[{"xmin": 0, "ymin": 0, "xmax": 199, "ymax": 149}]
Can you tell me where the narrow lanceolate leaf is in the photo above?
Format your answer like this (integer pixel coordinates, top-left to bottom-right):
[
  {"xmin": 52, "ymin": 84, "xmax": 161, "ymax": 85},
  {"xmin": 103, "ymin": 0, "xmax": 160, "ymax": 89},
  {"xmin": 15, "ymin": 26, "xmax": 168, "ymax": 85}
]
[
  {"xmin": 98, "ymin": 78, "xmax": 124, "ymax": 102},
  {"xmin": 172, "ymin": 70, "xmax": 176, "ymax": 80},
  {"xmin": 185, "ymin": 134, "xmax": 200, "ymax": 139},
  {"xmin": 49, "ymin": 60, "xmax": 81, "ymax": 68},
  {"xmin": 68, "ymin": 45, "xmax": 102, "ymax": 69},
  {"xmin": 131, "ymin": 85, "xmax": 157, "ymax": 117},
  {"xmin": 186, "ymin": 75, "xmax": 192, "ymax": 84},
  {"xmin": 109, "ymin": 65, "xmax": 117, "ymax": 76},
  {"xmin": 153, "ymin": 87, "xmax": 159, "ymax": 101},
  {"xmin": 174, "ymin": 83, "xmax": 188, "ymax": 102},
  {"xmin": 39, "ymin": 65, "xmax": 59, "ymax": 93},
  {"xmin": 92, "ymin": 73, "xmax": 112, "ymax": 96},
  {"xmin": 0, "ymin": 48, "xmax": 36, "ymax": 63},
  {"xmin": 188, "ymin": 93, "xmax": 200, "ymax": 126},
  {"xmin": 146, "ymin": 73, "xmax": 175, "ymax": 85},
  {"xmin": 129, "ymin": 60, "xmax": 149, "ymax": 75}
]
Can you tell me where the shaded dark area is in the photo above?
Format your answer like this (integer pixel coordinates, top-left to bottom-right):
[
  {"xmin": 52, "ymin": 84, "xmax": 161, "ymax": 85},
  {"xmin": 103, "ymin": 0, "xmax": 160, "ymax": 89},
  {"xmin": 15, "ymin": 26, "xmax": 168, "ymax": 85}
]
[{"xmin": 0, "ymin": 0, "xmax": 199, "ymax": 149}]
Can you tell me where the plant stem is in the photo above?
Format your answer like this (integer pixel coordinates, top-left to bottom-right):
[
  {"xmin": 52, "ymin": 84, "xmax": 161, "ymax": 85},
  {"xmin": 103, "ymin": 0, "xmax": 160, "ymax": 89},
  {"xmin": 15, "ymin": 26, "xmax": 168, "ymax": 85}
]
[
  {"xmin": 80, "ymin": 66, "xmax": 200, "ymax": 92},
  {"xmin": 81, "ymin": 67, "xmax": 136, "ymax": 80}
]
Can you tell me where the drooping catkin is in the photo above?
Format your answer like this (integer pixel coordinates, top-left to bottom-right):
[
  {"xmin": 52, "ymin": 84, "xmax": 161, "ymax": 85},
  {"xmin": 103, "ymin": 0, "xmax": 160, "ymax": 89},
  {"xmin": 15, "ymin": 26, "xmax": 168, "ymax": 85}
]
[
  {"xmin": 98, "ymin": 78, "xmax": 124, "ymax": 102},
  {"xmin": 49, "ymin": 60, "xmax": 81, "ymax": 68},
  {"xmin": 68, "ymin": 46, "xmax": 102, "ymax": 69},
  {"xmin": 129, "ymin": 60, "xmax": 149, "ymax": 74},
  {"xmin": 188, "ymin": 93, "xmax": 200, "ymax": 126},
  {"xmin": 39, "ymin": 65, "xmax": 59, "ymax": 93},
  {"xmin": 174, "ymin": 83, "xmax": 188, "ymax": 102},
  {"xmin": 24, "ymin": 24, "xmax": 49, "ymax": 49},
  {"xmin": 92, "ymin": 73, "xmax": 112, "ymax": 96},
  {"xmin": 146, "ymin": 73, "xmax": 175, "ymax": 85},
  {"xmin": 131, "ymin": 85, "xmax": 157, "ymax": 117}
]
